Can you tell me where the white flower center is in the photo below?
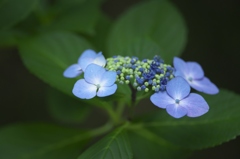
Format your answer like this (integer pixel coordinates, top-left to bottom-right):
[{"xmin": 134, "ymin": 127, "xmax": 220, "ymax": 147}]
[
  {"xmin": 188, "ymin": 77, "xmax": 193, "ymax": 82},
  {"xmin": 175, "ymin": 99, "xmax": 180, "ymax": 104}
]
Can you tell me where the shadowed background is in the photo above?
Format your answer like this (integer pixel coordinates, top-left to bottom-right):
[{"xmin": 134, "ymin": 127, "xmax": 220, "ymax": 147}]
[{"xmin": 0, "ymin": 0, "xmax": 240, "ymax": 158}]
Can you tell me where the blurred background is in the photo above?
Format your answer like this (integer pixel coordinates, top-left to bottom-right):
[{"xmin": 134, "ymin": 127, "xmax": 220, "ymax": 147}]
[{"xmin": 0, "ymin": 0, "xmax": 240, "ymax": 158}]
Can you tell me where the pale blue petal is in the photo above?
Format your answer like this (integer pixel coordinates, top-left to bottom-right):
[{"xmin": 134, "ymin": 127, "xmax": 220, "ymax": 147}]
[
  {"xmin": 186, "ymin": 62, "xmax": 204, "ymax": 79},
  {"xmin": 63, "ymin": 64, "xmax": 82, "ymax": 78},
  {"xmin": 150, "ymin": 92, "xmax": 174, "ymax": 109},
  {"xmin": 97, "ymin": 84, "xmax": 117, "ymax": 97},
  {"xmin": 190, "ymin": 77, "xmax": 219, "ymax": 95},
  {"xmin": 181, "ymin": 93, "xmax": 209, "ymax": 117},
  {"xmin": 174, "ymin": 70, "xmax": 185, "ymax": 78},
  {"xmin": 72, "ymin": 79, "xmax": 97, "ymax": 99},
  {"xmin": 166, "ymin": 77, "xmax": 190, "ymax": 100},
  {"xmin": 78, "ymin": 49, "xmax": 96, "ymax": 63},
  {"xmin": 93, "ymin": 52, "xmax": 106, "ymax": 67},
  {"xmin": 173, "ymin": 57, "xmax": 188, "ymax": 76},
  {"xmin": 84, "ymin": 64, "xmax": 106, "ymax": 85},
  {"xmin": 78, "ymin": 50, "xmax": 97, "ymax": 71},
  {"xmin": 100, "ymin": 71, "xmax": 117, "ymax": 87},
  {"xmin": 166, "ymin": 104, "xmax": 188, "ymax": 118}
]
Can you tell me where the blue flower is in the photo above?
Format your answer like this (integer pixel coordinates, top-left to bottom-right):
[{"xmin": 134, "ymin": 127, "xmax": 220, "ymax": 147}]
[
  {"xmin": 173, "ymin": 57, "xmax": 219, "ymax": 95},
  {"xmin": 150, "ymin": 77, "xmax": 209, "ymax": 118},
  {"xmin": 72, "ymin": 64, "xmax": 117, "ymax": 99},
  {"xmin": 63, "ymin": 49, "xmax": 106, "ymax": 78}
]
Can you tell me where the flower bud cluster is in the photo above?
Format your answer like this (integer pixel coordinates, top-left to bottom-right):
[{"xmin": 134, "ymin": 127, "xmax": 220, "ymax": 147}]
[{"xmin": 105, "ymin": 55, "xmax": 174, "ymax": 92}]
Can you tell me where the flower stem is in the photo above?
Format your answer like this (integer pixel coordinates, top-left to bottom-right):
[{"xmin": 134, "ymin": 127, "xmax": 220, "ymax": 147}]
[
  {"xmin": 129, "ymin": 83, "xmax": 137, "ymax": 106},
  {"xmin": 89, "ymin": 121, "xmax": 114, "ymax": 137},
  {"xmin": 128, "ymin": 83, "xmax": 138, "ymax": 120},
  {"xmin": 104, "ymin": 104, "xmax": 119, "ymax": 124}
]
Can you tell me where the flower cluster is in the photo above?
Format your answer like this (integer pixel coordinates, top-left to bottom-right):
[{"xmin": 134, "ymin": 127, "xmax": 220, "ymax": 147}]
[
  {"xmin": 64, "ymin": 49, "xmax": 219, "ymax": 118},
  {"xmin": 63, "ymin": 49, "xmax": 117, "ymax": 99},
  {"xmin": 105, "ymin": 55, "xmax": 174, "ymax": 92}
]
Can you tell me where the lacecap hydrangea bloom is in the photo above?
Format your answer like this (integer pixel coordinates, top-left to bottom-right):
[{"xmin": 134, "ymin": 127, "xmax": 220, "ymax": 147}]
[
  {"xmin": 63, "ymin": 49, "xmax": 106, "ymax": 78},
  {"xmin": 150, "ymin": 77, "xmax": 209, "ymax": 118},
  {"xmin": 173, "ymin": 57, "xmax": 219, "ymax": 94},
  {"xmin": 63, "ymin": 49, "xmax": 219, "ymax": 118},
  {"xmin": 72, "ymin": 64, "xmax": 117, "ymax": 99}
]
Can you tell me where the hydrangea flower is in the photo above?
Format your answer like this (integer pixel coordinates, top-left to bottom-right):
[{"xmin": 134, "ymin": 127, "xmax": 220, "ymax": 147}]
[
  {"xmin": 72, "ymin": 64, "xmax": 117, "ymax": 99},
  {"xmin": 173, "ymin": 57, "xmax": 219, "ymax": 95},
  {"xmin": 105, "ymin": 55, "xmax": 174, "ymax": 92},
  {"xmin": 63, "ymin": 49, "xmax": 106, "ymax": 78},
  {"xmin": 150, "ymin": 77, "xmax": 209, "ymax": 118}
]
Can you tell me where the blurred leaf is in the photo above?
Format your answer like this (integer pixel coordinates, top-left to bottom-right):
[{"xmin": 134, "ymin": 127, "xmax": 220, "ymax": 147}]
[
  {"xmin": 128, "ymin": 129, "xmax": 191, "ymax": 159},
  {"xmin": 18, "ymin": 31, "xmax": 92, "ymax": 96},
  {"xmin": 0, "ymin": 29, "xmax": 24, "ymax": 47},
  {"xmin": 0, "ymin": 123, "xmax": 91, "ymax": 159},
  {"xmin": 0, "ymin": 0, "xmax": 39, "ymax": 30},
  {"xmin": 53, "ymin": 0, "xmax": 86, "ymax": 11},
  {"xmin": 107, "ymin": 0, "xmax": 187, "ymax": 63},
  {"xmin": 47, "ymin": 87, "xmax": 91, "ymax": 124},
  {"xmin": 18, "ymin": 31, "xmax": 112, "ymax": 109},
  {"xmin": 78, "ymin": 124, "xmax": 133, "ymax": 159},
  {"xmin": 87, "ymin": 14, "xmax": 112, "ymax": 54},
  {"xmin": 134, "ymin": 89, "xmax": 240, "ymax": 150},
  {"xmin": 44, "ymin": 0, "xmax": 101, "ymax": 35}
]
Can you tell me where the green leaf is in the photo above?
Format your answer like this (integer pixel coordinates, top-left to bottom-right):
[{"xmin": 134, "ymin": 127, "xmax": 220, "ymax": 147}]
[
  {"xmin": 107, "ymin": 0, "xmax": 187, "ymax": 63},
  {"xmin": 18, "ymin": 31, "xmax": 116, "ymax": 112},
  {"xmin": 87, "ymin": 14, "xmax": 112, "ymax": 54},
  {"xmin": 0, "ymin": 0, "xmax": 39, "ymax": 30},
  {"xmin": 47, "ymin": 87, "xmax": 91, "ymax": 124},
  {"xmin": 44, "ymin": 0, "xmax": 101, "ymax": 35},
  {"xmin": 18, "ymin": 31, "xmax": 92, "ymax": 96},
  {"xmin": 0, "ymin": 123, "xmax": 91, "ymax": 159},
  {"xmin": 0, "ymin": 29, "xmax": 21, "ymax": 47},
  {"xmin": 134, "ymin": 89, "xmax": 240, "ymax": 150},
  {"xmin": 78, "ymin": 123, "xmax": 133, "ymax": 159},
  {"xmin": 128, "ymin": 129, "xmax": 191, "ymax": 159}
]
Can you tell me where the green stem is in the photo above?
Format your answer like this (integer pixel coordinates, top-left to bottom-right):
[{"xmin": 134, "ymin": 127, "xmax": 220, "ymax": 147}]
[
  {"xmin": 98, "ymin": 101, "xmax": 119, "ymax": 125},
  {"xmin": 89, "ymin": 121, "xmax": 114, "ymax": 137},
  {"xmin": 105, "ymin": 106, "xmax": 119, "ymax": 124},
  {"xmin": 116, "ymin": 101, "xmax": 126, "ymax": 120},
  {"xmin": 128, "ymin": 83, "xmax": 138, "ymax": 120},
  {"xmin": 129, "ymin": 83, "xmax": 137, "ymax": 106}
]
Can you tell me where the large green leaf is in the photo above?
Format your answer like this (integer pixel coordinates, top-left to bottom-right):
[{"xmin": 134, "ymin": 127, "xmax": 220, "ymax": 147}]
[
  {"xmin": 18, "ymin": 31, "xmax": 120, "ymax": 108},
  {"xmin": 44, "ymin": 0, "xmax": 101, "ymax": 35},
  {"xmin": 0, "ymin": 0, "xmax": 38, "ymax": 30},
  {"xmin": 128, "ymin": 129, "xmax": 191, "ymax": 159},
  {"xmin": 78, "ymin": 124, "xmax": 133, "ymax": 159},
  {"xmin": 87, "ymin": 14, "xmax": 112, "ymax": 54},
  {"xmin": 18, "ymin": 32, "xmax": 92, "ymax": 96},
  {"xmin": 132, "ymin": 89, "xmax": 240, "ymax": 150},
  {"xmin": 0, "ymin": 123, "xmax": 90, "ymax": 159},
  {"xmin": 47, "ymin": 87, "xmax": 91, "ymax": 124},
  {"xmin": 107, "ymin": 0, "xmax": 187, "ymax": 63}
]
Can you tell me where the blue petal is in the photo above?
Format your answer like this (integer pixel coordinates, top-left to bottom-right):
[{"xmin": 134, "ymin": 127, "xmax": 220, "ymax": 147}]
[
  {"xmin": 173, "ymin": 57, "xmax": 187, "ymax": 76},
  {"xmin": 190, "ymin": 77, "xmax": 219, "ymax": 94},
  {"xmin": 93, "ymin": 52, "xmax": 106, "ymax": 67},
  {"xmin": 97, "ymin": 84, "xmax": 117, "ymax": 97},
  {"xmin": 72, "ymin": 79, "xmax": 97, "ymax": 99},
  {"xmin": 84, "ymin": 64, "xmax": 106, "ymax": 84},
  {"xmin": 186, "ymin": 62, "xmax": 204, "ymax": 80},
  {"xmin": 100, "ymin": 71, "xmax": 117, "ymax": 87},
  {"xmin": 174, "ymin": 70, "xmax": 185, "ymax": 78},
  {"xmin": 78, "ymin": 49, "xmax": 96, "ymax": 63},
  {"xmin": 150, "ymin": 92, "xmax": 174, "ymax": 109},
  {"xmin": 166, "ymin": 77, "xmax": 190, "ymax": 100},
  {"xmin": 63, "ymin": 64, "xmax": 82, "ymax": 78},
  {"xmin": 166, "ymin": 104, "xmax": 188, "ymax": 118},
  {"xmin": 181, "ymin": 93, "xmax": 209, "ymax": 117},
  {"xmin": 78, "ymin": 49, "xmax": 97, "ymax": 71}
]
